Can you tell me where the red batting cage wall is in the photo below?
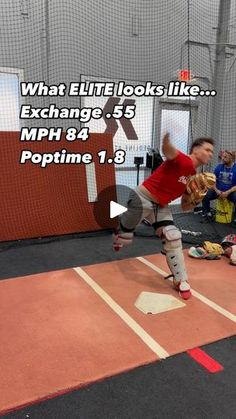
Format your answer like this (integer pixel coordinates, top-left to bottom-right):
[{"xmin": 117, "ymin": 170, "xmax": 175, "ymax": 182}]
[{"xmin": 0, "ymin": 132, "xmax": 116, "ymax": 242}]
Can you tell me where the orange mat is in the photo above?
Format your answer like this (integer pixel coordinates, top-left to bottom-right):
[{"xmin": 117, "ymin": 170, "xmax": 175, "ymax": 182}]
[{"xmin": 0, "ymin": 251, "xmax": 236, "ymax": 415}]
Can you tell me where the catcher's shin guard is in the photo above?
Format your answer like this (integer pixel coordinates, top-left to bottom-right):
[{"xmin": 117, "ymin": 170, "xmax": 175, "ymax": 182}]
[{"xmin": 161, "ymin": 225, "xmax": 191, "ymax": 299}]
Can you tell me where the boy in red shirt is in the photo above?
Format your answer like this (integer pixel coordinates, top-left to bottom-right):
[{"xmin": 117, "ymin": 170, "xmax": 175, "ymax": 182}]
[{"xmin": 113, "ymin": 134, "xmax": 214, "ymax": 300}]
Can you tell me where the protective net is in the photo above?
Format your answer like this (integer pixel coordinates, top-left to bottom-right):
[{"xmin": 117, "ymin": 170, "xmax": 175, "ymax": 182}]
[{"xmin": 0, "ymin": 0, "xmax": 236, "ymax": 245}]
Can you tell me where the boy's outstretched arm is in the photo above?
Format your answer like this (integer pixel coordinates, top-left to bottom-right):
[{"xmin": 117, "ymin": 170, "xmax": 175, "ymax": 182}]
[{"xmin": 162, "ymin": 133, "xmax": 178, "ymax": 160}]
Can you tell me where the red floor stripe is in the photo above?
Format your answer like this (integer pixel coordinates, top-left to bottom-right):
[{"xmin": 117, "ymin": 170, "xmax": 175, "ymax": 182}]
[{"xmin": 187, "ymin": 348, "xmax": 224, "ymax": 373}]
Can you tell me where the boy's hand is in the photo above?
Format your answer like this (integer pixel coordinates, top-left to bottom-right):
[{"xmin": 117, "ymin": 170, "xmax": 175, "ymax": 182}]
[{"xmin": 162, "ymin": 132, "xmax": 178, "ymax": 160}]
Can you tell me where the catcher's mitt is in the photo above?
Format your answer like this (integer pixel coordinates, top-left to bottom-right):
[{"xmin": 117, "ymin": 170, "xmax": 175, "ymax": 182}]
[
  {"xmin": 203, "ymin": 241, "xmax": 224, "ymax": 256},
  {"xmin": 186, "ymin": 172, "xmax": 216, "ymax": 205}
]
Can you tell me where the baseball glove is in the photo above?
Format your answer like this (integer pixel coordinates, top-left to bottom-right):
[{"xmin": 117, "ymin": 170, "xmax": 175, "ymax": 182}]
[
  {"xmin": 186, "ymin": 172, "xmax": 216, "ymax": 205},
  {"xmin": 203, "ymin": 241, "xmax": 224, "ymax": 256}
]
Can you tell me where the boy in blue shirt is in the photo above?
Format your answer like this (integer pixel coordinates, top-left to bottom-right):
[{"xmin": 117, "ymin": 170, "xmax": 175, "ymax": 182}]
[{"xmin": 202, "ymin": 150, "xmax": 236, "ymax": 225}]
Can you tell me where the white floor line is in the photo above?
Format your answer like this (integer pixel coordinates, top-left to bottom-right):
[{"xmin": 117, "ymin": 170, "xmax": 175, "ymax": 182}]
[
  {"xmin": 73, "ymin": 266, "xmax": 169, "ymax": 359},
  {"xmin": 137, "ymin": 256, "xmax": 236, "ymax": 323}
]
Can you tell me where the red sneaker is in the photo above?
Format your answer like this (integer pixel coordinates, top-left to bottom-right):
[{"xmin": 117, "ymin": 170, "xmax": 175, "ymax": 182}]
[
  {"xmin": 113, "ymin": 244, "xmax": 122, "ymax": 252},
  {"xmin": 112, "ymin": 232, "xmax": 123, "ymax": 252},
  {"xmin": 173, "ymin": 279, "xmax": 192, "ymax": 300}
]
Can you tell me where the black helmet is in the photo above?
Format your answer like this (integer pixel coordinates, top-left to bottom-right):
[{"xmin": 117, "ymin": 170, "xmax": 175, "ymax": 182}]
[{"xmin": 221, "ymin": 234, "xmax": 236, "ymax": 248}]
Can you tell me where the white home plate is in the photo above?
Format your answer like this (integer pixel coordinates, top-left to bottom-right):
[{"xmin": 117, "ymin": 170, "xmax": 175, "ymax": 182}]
[{"xmin": 135, "ymin": 292, "xmax": 186, "ymax": 314}]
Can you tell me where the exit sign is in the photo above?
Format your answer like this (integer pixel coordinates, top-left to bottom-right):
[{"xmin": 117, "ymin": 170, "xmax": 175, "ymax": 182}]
[{"xmin": 178, "ymin": 69, "xmax": 192, "ymax": 81}]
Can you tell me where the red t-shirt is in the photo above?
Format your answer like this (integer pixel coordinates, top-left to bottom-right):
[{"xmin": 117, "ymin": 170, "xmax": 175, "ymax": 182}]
[{"xmin": 142, "ymin": 151, "xmax": 196, "ymax": 206}]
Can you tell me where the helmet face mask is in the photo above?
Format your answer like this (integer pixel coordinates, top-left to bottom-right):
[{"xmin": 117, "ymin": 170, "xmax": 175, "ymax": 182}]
[{"xmin": 221, "ymin": 234, "xmax": 236, "ymax": 248}]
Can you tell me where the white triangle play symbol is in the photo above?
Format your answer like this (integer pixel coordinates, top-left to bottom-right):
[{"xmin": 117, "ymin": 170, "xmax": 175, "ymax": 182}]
[{"xmin": 110, "ymin": 201, "xmax": 127, "ymax": 219}]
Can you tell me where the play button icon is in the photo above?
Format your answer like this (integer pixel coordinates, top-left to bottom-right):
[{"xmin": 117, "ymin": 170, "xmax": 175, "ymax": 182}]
[
  {"xmin": 93, "ymin": 184, "xmax": 143, "ymax": 230},
  {"xmin": 110, "ymin": 201, "xmax": 127, "ymax": 219}
]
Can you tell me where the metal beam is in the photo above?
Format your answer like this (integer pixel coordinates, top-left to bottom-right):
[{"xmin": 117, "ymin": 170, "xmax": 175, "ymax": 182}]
[{"xmin": 211, "ymin": 0, "xmax": 231, "ymax": 162}]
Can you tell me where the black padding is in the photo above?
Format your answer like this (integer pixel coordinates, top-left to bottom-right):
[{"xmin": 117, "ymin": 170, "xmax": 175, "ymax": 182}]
[
  {"xmin": 120, "ymin": 222, "xmax": 135, "ymax": 233},
  {"xmin": 152, "ymin": 220, "xmax": 175, "ymax": 231}
]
